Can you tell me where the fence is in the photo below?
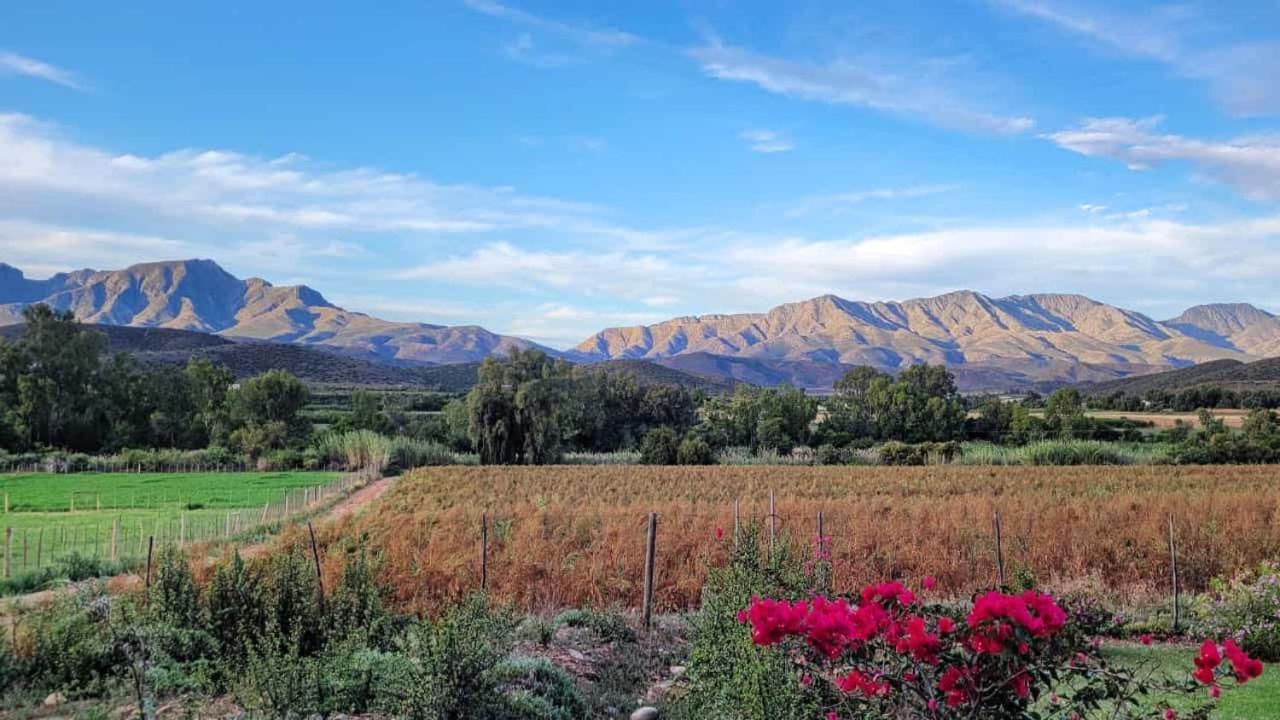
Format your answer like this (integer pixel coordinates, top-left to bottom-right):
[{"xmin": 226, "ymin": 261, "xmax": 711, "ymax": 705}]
[{"xmin": 2, "ymin": 470, "xmax": 369, "ymax": 579}]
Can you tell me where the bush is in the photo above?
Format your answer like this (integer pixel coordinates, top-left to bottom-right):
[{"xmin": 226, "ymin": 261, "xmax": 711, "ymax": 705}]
[
  {"xmin": 667, "ymin": 528, "xmax": 820, "ymax": 720},
  {"xmin": 676, "ymin": 436, "xmax": 716, "ymax": 465},
  {"xmin": 1194, "ymin": 562, "xmax": 1280, "ymax": 661},
  {"xmin": 877, "ymin": 441, "xmax": 962, "ymax": 466},
  {"xmin": 20, "ymin": 590, "xmax": 121, "ymax": 696},
  {"xmin": 638, "ymin": 427, "xmax": 680, "ymax": 465},
  {"xmin": 493, "ymin": 656, "xmax": 586, "ymax": 720},
  {"xmin": 400, "ymin": 594, "xmax": 517, "ymax": 719}
]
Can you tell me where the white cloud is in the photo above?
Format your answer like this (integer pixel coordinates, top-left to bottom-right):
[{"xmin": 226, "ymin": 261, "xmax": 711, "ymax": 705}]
[
  {"xmin": 991, "ymin": 0, "xmax": 1280, "ymax": 117},
  {"xmin": 691, "ymin": 40, "xmax": 1035, "ymax": 135},
  {"xmin": 1077, "ymin": 203, "xmax": 1107, "ymax": 213},
  {"xmin": 739, "ymin": 129, "xmax": 794, "ymax": 153},
  {"xmin": 0, "ymin": 113, "xmax": 672, "ymax": 244},
  {"xmin": 0, "ymin": 51, "xmax": 85, "ymax": 90},
  {"xmin": 464, "ymin": 0, "xmax": 638, "ymax": 47},
  {"xmin": 785, "ymin": 185, "xmax": 957, "ymax": 217},
  {"xmin": 1045, "ymin": 116, "xmax": 1280, "ymax": 201}
]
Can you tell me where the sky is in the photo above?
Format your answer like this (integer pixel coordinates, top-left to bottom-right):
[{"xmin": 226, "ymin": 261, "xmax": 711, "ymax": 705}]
[{"xmin": 1, "ymin": 0, "xmax": 1279, "ymax": 348}]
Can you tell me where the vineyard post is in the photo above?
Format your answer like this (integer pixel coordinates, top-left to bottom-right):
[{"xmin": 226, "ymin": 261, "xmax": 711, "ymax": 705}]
[
  {"xmin": 180, "ymin": 514, "xmax": 186, "ymax": 547},
  {"xmin": 733, "ymin": 497, "xmax": 741, "ymax": 546},
  {"xmin": 642, "ymin": 511, "xmax": 658, "ymax": 630},
  {"xmin": 261, "ymin": 503, "xmax": 269, "ymax": 523},
  {"xmin": 768, "ymin": 491, "xmax": 777, "ymax": 558},
  {"xmin": 1169, "ymin": 515, "xmax": 1180, "ymax": 633},
  {"xmin": 4, "ymin": 530, "xmax": 13, "ymax": 579},
  {"xmin": 35, "ymin": 528, "xmax": 42, "ymax": 568},
  {"xmin": 307, "ymin": 520, "xmax": 325, "ymax": 610},
  {"xmin": 143, "ymin": 537, "xmax": 154, "ymax": 607},
  {"xmin": 111, "ymin": 517, "xmax": 120, "ymax": 562},
  {"xmin": 480, "ymin": 513, "xmax": 489, "ymax": 591},
  {"xmin": 993, "ymin": 511, "xmax": 1005, "ymax": 589},
  {"xmin": 21, "ymin": 530, "xmax": 27, "ymax": 571}
]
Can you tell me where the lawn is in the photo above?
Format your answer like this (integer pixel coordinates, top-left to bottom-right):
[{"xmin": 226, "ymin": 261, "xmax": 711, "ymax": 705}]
[
  {"xmin": 0, "ymin": 471, "xmax": 341, "ymax": 577},
  {"xmin": 0, "ymin": 470, "xmax": 338, "ymax": 512},
  {"xmin": 1106, "ymin": 642, "xmax": 1280, "ymax": 719}
]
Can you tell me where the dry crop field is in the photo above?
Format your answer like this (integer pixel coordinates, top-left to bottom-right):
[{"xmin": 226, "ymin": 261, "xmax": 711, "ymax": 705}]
[{"xmin": 312, "ymin": 465, "xmax": 1280, "ymax": 615}]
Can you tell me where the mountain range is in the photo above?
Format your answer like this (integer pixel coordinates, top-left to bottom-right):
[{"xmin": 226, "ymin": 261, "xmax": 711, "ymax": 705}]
[{"xmin": 3, "ymin": 259, "xmax": 1279, "ymax": 392}]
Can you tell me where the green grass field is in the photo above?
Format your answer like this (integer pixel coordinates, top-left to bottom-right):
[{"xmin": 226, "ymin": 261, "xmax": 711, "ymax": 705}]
[
  {"xmin": 1106, "ymin": 643, "xmax": 1280, "ymax": 719},
  {"xmin": 0, "ymin": 471, "xmax": 341, "ymax": 579},
  {"xmin": 0, "ymin": 470, "xmax": 338, "ymax": 512}
]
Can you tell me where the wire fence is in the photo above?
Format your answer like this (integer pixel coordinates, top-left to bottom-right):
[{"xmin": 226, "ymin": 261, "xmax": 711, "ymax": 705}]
[{"xmin": 1, "ymin": 469, "xmax": 371, "ymax": 579}]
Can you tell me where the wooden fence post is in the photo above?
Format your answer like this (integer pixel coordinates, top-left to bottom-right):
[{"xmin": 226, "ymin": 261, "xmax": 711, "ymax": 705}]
[
  {"xmin": 733, "ymin": 497, "xmax": 741, "ymax": 546},
  {"xmin": 642, "ymin": 512, "xmax": 658, "ymax": 630},
  {"xmin": 36, "ymin": 528, "xmax": 43, "ymax": 568},
  {"xmin": 143, "ymin": 537, "xmax": 154, "ymax": 607},
  {"xmin": 993, "ymin": 511, "xmax": 1005, "ymax": 589},
  {"xmin": 111, "ymin": 517, "xmax": 120, "ymax": 562},
  {"xmin": 480, "ymin": 513, "xmax": 489, "ymax": 591},
  {"xmin": 179, "ymin": 514, "xmax": 186, "ymax": 548},
  {"xmin": 1169, "ymin": 515, "xmax": 1180, "ymax": 633},
  {"xmin": 768, "ymin": 491, "xmax": 777, "ymax": 558},
  {"xmin": 307, "ymin": 520, "xmax": 325, "ymax": 610}
]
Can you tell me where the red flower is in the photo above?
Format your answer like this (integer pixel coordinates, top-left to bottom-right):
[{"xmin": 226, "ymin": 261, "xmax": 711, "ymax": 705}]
[
  {"xmin": 715, "ymin": 527, "xmax": 724, "ymax": 540},
  {"xmin": 1140, "ymin": 634, "xmax": 1153, "ymax": 645},
  {"xmin": 938, "ymin": 665, "xmax": 972, "ymax": 707},
  {"xmin": 836, "ymin": 670, "xmax": 889, "ymax": 698},
  {"xmin": 922, "ymin": 575, "xmax": 937, "ymax": 590}
]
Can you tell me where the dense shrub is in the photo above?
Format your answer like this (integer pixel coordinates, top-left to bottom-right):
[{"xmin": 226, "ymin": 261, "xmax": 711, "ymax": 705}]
[
  {"xmin": 877, "ymin": 440, "xmax": 962, "ymax": 466},
  {"xmin": 638, "ymin": 427, "xmax": 680, "ymax": 465},
  {"xmin": 1194, "ymin": 562, "xmax": 1280, "ymax": 661},
  {"xmin": 676, "ymin": 436, "xmax": 716, "ymax": 465}
]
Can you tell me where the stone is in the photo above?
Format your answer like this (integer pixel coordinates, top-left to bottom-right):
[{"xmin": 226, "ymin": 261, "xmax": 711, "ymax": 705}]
[
  {"xmin": 630, "ymin": 707, "xmax": 659, "ymax": 720},
  {"xmin": 43, "ymin": 692, "xmax": 66, "ymax": 707}
]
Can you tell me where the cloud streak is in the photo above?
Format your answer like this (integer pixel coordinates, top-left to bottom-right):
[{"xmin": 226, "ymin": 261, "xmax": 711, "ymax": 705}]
[
  {"xmin": 1045, "ymin": 116, "xmax": 1280, "ymax": 201},
  {"xmin": 991, "ymin": 0, "xmax": 1280, "ymax": 117},
  {"xmin": 0, "ymin": 51, "xmax": 86, "ymax": 90},
  {"xmin": 740, "ymin": 129, "xmax": 794, "ymax": 153},
  {"xmin": 690, "ymin": 40, "xmax": 1035, "ymax": 135}
]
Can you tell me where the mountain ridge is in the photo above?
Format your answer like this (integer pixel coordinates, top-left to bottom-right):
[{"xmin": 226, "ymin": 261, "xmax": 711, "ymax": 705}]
[
  {"xmin": 5, "ymin": 258, "xmax": 1280, "ymax": 392},
  {"xmin": 0, "ymin": 259, "xmax": 552, "ymax": 365}
]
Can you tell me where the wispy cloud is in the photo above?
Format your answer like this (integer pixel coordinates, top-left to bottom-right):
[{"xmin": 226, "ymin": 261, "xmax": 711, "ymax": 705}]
[
  {"xmin": 991, "ymin": 0, "xmax": 1280, "ymax": 117},
  {"xmin": 785, "ymin": 185, "xmax": 958, "ymax": 218},
  {"xmin": 1045, "ymin": 116, "xmax": 1280, "ymax": 201},
  {"xmin": 464, "ymin": 0, "xmax": 638, "ymax": 47},
  {"xmin": 465, "ymin": 0, "xmax": 638, "ymax": 66},
  {"xmin": 740, "ymin": 129, "xmax": 794, "ymax": 153},
  {"xmin": 690, "ymin": 39, "xmax": 1035, "ymax": 135},
  {"xmin": 0, "ymin": 51, "xmax": 86, "ymax": 90}
]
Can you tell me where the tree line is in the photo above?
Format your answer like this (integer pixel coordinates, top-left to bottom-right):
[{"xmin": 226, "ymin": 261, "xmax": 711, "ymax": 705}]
[{"xmin": 0, "ymin": 306, "xmax": 310, "ymax": 457}]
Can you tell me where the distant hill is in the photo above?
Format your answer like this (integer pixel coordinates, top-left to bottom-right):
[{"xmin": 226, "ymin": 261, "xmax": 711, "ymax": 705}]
[
  {"xmin": 1082, "ymin": 358, "xmax": 1280, "ymax": 396},
  {"xmin": 0, "ymin": 259, "xmax": 551, "ymax": 364}
]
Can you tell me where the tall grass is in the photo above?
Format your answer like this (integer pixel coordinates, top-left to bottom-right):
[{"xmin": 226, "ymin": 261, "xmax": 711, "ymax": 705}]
[{"xmin": 959, "ymin": 441, "xmax": 1176, "ymax": 466}]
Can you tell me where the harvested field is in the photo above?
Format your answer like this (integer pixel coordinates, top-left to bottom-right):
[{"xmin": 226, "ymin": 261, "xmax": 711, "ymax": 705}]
[{"xmin": 311, "ymin": 465, "xmax": 1280, "ymax": 615}]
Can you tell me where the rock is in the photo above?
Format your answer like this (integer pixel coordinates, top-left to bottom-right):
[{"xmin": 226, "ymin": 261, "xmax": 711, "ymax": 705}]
[
  {"xmin": 669, "ymin": 665, "xmax": 686, "ymax": 676},
  {"xmin": 630, "ymin": 707, "xmax": 660, "ymax": 720},
  {"xmin": 567, "ymin": 648, "xmax": 586, "ymax": 661},
  {"xmin": 42, "ymin": 692, "xmax": 65, "ymax": 707}
]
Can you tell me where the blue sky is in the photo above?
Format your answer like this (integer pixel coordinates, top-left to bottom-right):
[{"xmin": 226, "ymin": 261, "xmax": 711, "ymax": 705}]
[{"xmin": 1, "ymin": 0, "xmax": 1278, "ymax": 347}]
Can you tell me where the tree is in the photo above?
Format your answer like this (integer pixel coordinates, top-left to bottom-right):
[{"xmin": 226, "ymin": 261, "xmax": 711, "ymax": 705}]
[
  {"xmin": 228, "ymin": 369, "xmax": 310, "ymax": 456},
  {"xmin": 185, "ymin": 357, "xmax": 235, "ymax": 446},
  {"xmin": 10, "ymin": 305, "xmax": 105, "ymax": 449},
  {"xmin": 639, "ymin": 426, "xmax": 680, "ymax": 465},
  {"xmin": 466, "ymin": 349, "xmax": 571, "ymax": 464},
  {"xmin": 349, "ymin": 389, "xmax": 388, "ymax": 433},
  {"xmin": 1044, "ymin": 388, "xmax": 1089, "ymax": 439}
]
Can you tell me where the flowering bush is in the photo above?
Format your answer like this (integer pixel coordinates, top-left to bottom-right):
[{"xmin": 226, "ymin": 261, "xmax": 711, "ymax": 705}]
[
  {"xmin": 738, "ymin": 580, "xmax": 1265, "ymax": 719},
  {"xmin": 1194, "ymin": 561, "xmax": 1280, "ymax": 661}
]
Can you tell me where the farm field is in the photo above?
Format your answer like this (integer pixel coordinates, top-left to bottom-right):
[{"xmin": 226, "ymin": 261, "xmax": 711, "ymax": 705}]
[
  {"xmin": 1037, "ymin": 409, "xmax": 1250, "ymax": 428},
  {"xmin": 0, "ymin": 471, "xmax": 342, "ymax": 577},
  {"xmin": 318, "ymin": 465, "xmax": 1280, "ymax": 614}
]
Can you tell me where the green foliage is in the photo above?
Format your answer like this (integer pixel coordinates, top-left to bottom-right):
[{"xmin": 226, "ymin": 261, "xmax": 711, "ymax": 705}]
[
  {"xmin": 1194, "ymin": 562, "xmax": 1280, "ymax": 661},
  {"xmin": 493, "ymin": 656, "xmax": 586, "ymax": 720},
  {"xmin": 467, "ymin": 350, "xmax": 572, "ymax": 465},
  {"xmin": 876, "ymin": 440, "xmax": 963, "ymax": 465},
  {"xmin": 820, "ymin": 364, "xmax": 966, "ymax": 446},
  {"xmin": 667, "ymin": 528, "xmax": 821, "ymax": 720},
  {"xmin": 676, "ymin": 435, "xmax": 716, "ymax": 465},
  {"xmin": 639, "ymin": 426, "xmax": 680, "ymax": 465},
  {"xmin": 400, "ymin": 595, "xmax": 517, "ymax": 720},
  {"xmin": 21, "ymin": 589, "xmax": 121, "ymax": 696},
  {"xmin": 228, "ymin": 369, "xmax": 311, "ymax": 457}
]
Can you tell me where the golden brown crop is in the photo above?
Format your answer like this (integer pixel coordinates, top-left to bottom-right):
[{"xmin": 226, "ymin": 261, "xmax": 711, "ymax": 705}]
[{"xmin": 312, "ymin": 465, "xmax": 1280, "ymax": 615}]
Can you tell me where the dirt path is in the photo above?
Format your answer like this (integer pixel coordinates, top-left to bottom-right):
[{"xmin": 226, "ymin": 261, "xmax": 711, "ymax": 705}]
[{"xmin": 2, "ymin": 474, "xmax": 398, "ymax": 611}]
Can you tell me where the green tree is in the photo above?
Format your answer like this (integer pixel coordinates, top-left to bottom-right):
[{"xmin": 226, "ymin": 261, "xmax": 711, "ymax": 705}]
[
  {"xmin": 11, "ymin": 305, "xmax": 105, "ymax": 449},
  {"xmin": 1044, "ymin": 388, "xmax": 1089, "ymax": 439},
  {"xmin": 185, "ymin": 357, "xmax": 235, "ymax": 446},
  {"xmin": 639, "ymin": 426, "xmax": 680, "ymax": 465},
  {"xmin": 466, "ymin": 349, "xmax": 571, "ymax": 464},
  {"xmin": 349, "ymin": 389, "xmax": 388, "ymax": 433},
  {"xmin": 228, "ymin": 369, "xmax": 311, "ymax": 456}
]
